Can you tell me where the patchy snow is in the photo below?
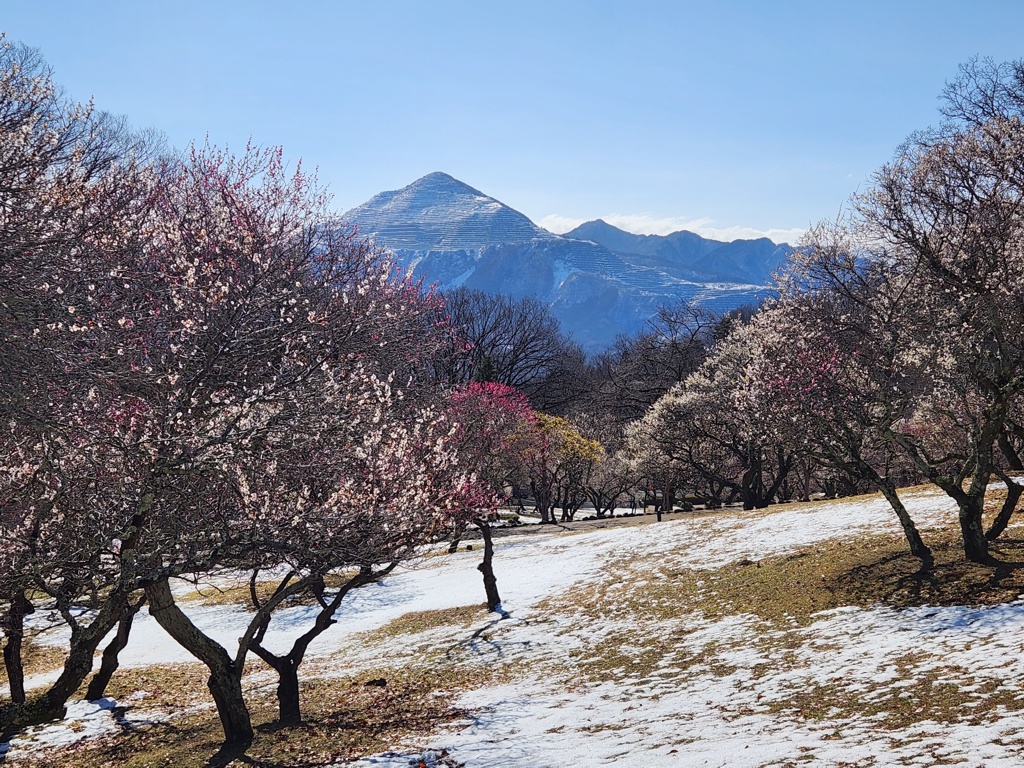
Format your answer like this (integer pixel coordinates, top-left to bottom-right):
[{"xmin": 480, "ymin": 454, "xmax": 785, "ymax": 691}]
[
  {"xmin": 10, "ymin": 487, "xmax": 1024, "ymax": 766},
  {"xmin": 550, "ymin": 258, "xmax": 580, "ymax": 289},
  {"xmin": 2, "ymin": 699, "xmax": 122, "ymax": 756}
]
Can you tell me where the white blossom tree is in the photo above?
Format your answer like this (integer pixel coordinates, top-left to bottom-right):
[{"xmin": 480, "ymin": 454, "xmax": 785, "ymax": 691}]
[{"xmin": 0, "ymin": 136, "xmax": 485, "ymax": 754}]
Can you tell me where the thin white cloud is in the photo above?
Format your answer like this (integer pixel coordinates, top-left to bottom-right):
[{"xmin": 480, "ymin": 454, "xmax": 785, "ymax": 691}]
[
  {"xmin": 538, "ymin": 212, "xmax": 804, "ymax": 246},
  {"xmin": 537, "ymin": 214, "xmax": 589, "ymax": 234}
]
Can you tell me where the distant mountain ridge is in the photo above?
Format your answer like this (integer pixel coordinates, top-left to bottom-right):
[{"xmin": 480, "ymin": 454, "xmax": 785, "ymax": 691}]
[
  {"xmin": 564, "ymin": 220, "xmax": 791, "ymax": 285},
  {"xmin": 340, "ymin": 172, "xmax": 790, "ymax": 352}
]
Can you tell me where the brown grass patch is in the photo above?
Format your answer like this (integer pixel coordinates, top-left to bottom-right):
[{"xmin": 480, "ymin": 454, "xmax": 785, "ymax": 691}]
[
  {"xmin": 537, "ymin": 520, "xmax": 1024, "ymax": 692},
  {"xmin": 175, "ymin": 571, "xmax": 361, "ymax": 610},
  {"xmin": 356, "ymin": 604, "xmax": 488, "ymax": 642},
  {"xmin": 1, "ymin": 636, "xmax": 66, "ymax": 693},
  {"xmin": 768, "ymin": 656, "xmax": 1024, "ymax": 730},
  {"xmin": 12, "ymin": 640, "xmax": 68, "ymax": 681},
  {"xmin": 17, "ymin": 663, "xmax": 508, "ymax": 768},
  {"xmin": 608, "ymin": 526, "xmax": 1024, "ymax": 630},
  {"xmin": 94, "ymin": 662, "xmax": 218, "ymax": 711}
]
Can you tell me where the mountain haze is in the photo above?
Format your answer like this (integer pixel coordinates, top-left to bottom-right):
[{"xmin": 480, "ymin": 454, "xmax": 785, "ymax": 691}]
[{"xmin": 341, "ymin": 173, "xmax": 789, "ymax": 352}]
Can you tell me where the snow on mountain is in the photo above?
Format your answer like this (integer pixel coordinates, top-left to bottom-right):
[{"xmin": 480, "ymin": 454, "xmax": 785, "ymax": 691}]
[
  {"xmin": 340, "ymin": 174, "xmax": 791, "ymax": 352},
  {"xmin": 342, "ymin": 171, "xmax": 553, "ymax": 250}
]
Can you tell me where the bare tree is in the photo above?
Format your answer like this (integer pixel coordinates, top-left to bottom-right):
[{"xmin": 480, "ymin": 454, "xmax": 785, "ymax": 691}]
[
  {"xmin": 433, "ymin": 286, "xmax": 585, "ymax": 410},
  {"xmin": 585, "ymin": 300, "xmax": 713, "ymax": 424},
  {"xmin": 848, "ymin": 59, "xmax": 1024, "ymax": 562}
]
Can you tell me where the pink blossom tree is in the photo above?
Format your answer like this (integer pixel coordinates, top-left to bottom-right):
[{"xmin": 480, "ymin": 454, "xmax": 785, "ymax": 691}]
[
  {"xmin": 446, "ymin": 381, "xmax": 536, "ymax": 611},
  {"xmin": 743, "ymin": 277, "xmax": 933, "ymax": 563},
  {"xmin": 0, "ymin": 35, "xmax": 159, "ymax": 727},
  {"xmin": 850, "ymin": 59, "xmax": 1024, "ymax": 562},
  {"xmin": 0, "ymin": 133, "xmax": 479, "ymax": 755}
]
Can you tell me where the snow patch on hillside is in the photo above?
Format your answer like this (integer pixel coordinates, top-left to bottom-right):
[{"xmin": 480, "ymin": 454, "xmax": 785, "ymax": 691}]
[{"xmin": 10, "ymin": 488, "xmax": 1024, "ymax": 766}]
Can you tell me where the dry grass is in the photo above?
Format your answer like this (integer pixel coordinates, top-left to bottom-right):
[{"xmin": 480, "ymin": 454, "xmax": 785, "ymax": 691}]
[
  {"xmin": 537, "ymin": 518, "xmax": 1024, "ymax": 737},
  {"xmin": 15, "ymin": 640, "xmax": 67, "ymax": 681},
  {"xmin": 12, "ymin": 493, "xmax": 1024, "ymax": 765},
  {"xmin": 10, "ymin": 605, "xmax": 507, "ymax": 768},
  {"xmin": 95, "ymin": 662, "xmax": 221, "ymax": 711},
  {"xmin": 0, "ymin": 638, "xmax": 65, "ymax": 697},
  {"xmin": 355, "ymin": 604, "xmax": 487, "ymax": 643},
  {"xmin": 16, "ymin": 663, "xmax": 508, "ymax": 768},
  {"xmin": 767, "ymin": 664, "xmax": 1024, "ymax": 730},
  {"xmin": 174, "ymin": 571, "xmax": 361, "ymax": 610},
  {"xmin": 558, "ymin": 524, "xmax": 1024, "ymax": 635}
]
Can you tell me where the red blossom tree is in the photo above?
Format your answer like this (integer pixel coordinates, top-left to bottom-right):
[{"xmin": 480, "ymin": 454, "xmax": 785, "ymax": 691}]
[{"xmin": 446, "ymin": 381, "xmax": 537, "ymax": 611}]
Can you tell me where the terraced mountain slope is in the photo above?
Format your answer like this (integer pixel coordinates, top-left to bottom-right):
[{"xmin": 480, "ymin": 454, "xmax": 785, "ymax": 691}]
[{"xmin": 341, "ymin": 173, "xmax": 789, "ymax": 352}]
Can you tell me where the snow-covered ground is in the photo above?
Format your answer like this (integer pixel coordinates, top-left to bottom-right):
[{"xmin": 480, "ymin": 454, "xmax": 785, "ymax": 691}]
[{"xmin": 8, "ymin": 488, "xmax": 1024, "ymax": 766}]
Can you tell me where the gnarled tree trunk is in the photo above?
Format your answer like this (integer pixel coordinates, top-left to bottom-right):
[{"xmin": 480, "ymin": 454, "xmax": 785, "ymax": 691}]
[
  {"xmin": 960, "ymin": 496, "xmax": 991, "ymax": 563},
  {"xmin": 86, "ymin": 594, "xmax": 146, "ymax": 701},
  {"xmin": 1, "ymin": 587, "xmax": 131, "ymax": 739},
  {"xmin": 986, "ymin": 476, "xmax": 1023, "ymax": 541},
  {"xmin": 145, "ymin": 579, "xmax": 252, "ymax": 749},
  {"xmin": 250, "ymin": 565, "xmax": 395, "ymax": 726},
  {"xmin": 475, "ymin": 520, "xmax": 502, "ymax": 612},
  {"xmin": 2, "ymin": 591, "xmax": 33, "ymax": 704},
  {"xmin": 874, "ymin": 475, "xmax": 932, "ymax": 566}
]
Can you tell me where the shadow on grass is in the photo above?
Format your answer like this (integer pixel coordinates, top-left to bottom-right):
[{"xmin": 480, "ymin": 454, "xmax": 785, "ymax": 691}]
[
  {"xmin": 833, "ymin": 530, "xmax": 1024, "ymax": 609},
  {"xmin": 443, "ymin": 613, "xmax": 537, "ymax": 661},
  {"xmin": 25, "ymin": 669, "xmax": 472, "ymax": 768}
]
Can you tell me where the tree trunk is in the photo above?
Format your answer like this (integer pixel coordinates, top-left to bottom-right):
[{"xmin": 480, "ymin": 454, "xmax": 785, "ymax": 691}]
[
  {"xmin": 248, "ymin": 650, "xmax": 302, "ymax": 727},
  {"xmin": 885, "ymin": 415, "xmax": 999, "ymax": 563},
  {"xmin": 999, "ymin": 430, "xmax": 1023, "ymax": 470},
  {"xmin": 761, "ymin": 449, "xmax": 793, "ymax": 507},
  {"xmin": 533, "ymin": 480, "xmax": 555, "ymax": 523},
  {"xmin": 741, "ymin": 466, "xmax": 756, "ymax": 510},
  {"xmin": 1, "ymin": 588, "xmax": 130, "ymax": 739},
  {"xmin": 960, "ymin": 497, "xmax": 991, "ymax": 563},
  {"xmin": 448, "ymin": 523, "xmax": 466, "ymax": 554},
  {"xmin": 39, "ymin": 620, "xmax": 116, "ymax": 717},
  {"xmin": 2, "ymin": 592, "xmax": 32, "ymax": 704},
  {"xmin": 145, "ymin": 579, "xmax": 252, "ymax": 749},
  {"xmin": 662, "ymin": 474, "xmax": 674, "ymax": 518},
  {"xmin": 986, "ymin": 471, "xmax": 1023, "ymax": 541},
  {"xmin": 250, "ymin": 565, "xmax": 395, "ymax": 726},
  {"xmin": 274, "ymin": 660, "xmax": 301, "ymax": 726},
  {"xmin": 875, "ymin": 477, "xmax": 933, "ymax": 566},
  {"xmin": 475, "ymin": 520, "xmax": 502, "ymax": 611},
  {"xmin": 85, "ymin": 595, "xmax": 146, "ymax": 701}
]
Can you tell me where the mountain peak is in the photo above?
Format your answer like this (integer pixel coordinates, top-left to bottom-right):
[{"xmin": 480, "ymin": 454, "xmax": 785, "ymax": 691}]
[
  {"xmin": 564, "ymin": 219, "xmax": 652, "ymax": 254},
  {"xmin": 341, "ymin": 175, "xmax": 791, "ymax": 352},
  {"xmin": 419, "ymin": 170, "xmax": 458, "ymax": 182},
  {"xmin": 406, "ymin": 171, "xmax": 487, "ymax": 197},
  {"xmin": 572, "ymin": 219, "xmax": 630, "ymax": 236},
  {"xmin": 340, "ymin": 172, "xmax": 552, "ymax": 251}
]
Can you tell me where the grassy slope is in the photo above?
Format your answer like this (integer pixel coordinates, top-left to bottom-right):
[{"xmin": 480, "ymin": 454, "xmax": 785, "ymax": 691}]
[{"xmin": 6, "ymin": 489, "xmax": 1024, "ymax": 767}]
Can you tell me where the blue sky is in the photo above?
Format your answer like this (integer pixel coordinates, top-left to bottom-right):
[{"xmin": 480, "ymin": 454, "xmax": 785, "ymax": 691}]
[{"xmin": 5, "ymin": 1, "xmax": 1024, "ymax": 243}]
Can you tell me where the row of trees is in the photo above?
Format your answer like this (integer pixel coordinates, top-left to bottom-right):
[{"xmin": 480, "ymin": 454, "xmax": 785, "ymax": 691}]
[
  {"xmin": 0, "ymin": 37, "xmax": 692, "ymax": 753},
  {"xmin": 626, "ymin": 58, "xmax": 1024, "ymax": 566},
  {"xmin": 0, "ymin": 38, "xmax": 502, "ymax": 753},
  {"xmin": 432, "ymin": 58, "xmax": 1024, "ymax": 572}
]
